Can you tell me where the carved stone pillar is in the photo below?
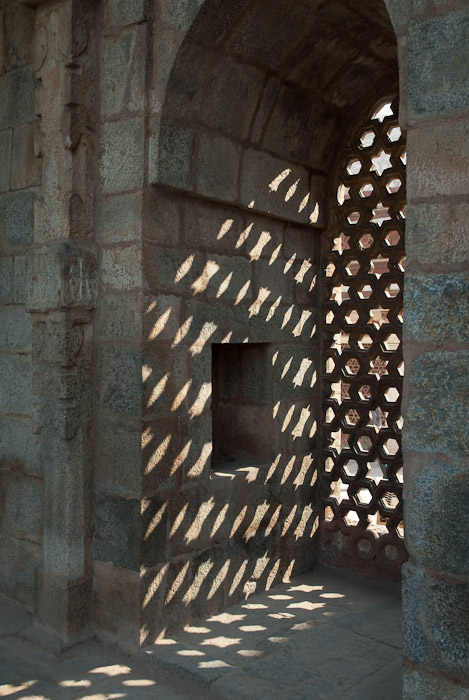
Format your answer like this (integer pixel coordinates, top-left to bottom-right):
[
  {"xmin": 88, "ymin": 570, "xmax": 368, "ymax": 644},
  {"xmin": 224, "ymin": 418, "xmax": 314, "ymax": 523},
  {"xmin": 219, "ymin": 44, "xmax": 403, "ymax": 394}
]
[{"xmin": 22, "ymin": 0, "xmax": 98, "ymax": 648}]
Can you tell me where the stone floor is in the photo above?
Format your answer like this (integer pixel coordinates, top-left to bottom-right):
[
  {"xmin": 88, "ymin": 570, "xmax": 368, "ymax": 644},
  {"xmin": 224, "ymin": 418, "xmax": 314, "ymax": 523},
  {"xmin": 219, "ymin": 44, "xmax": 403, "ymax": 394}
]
[{"xmin": 0, "ymin": 566, "xmax": 402, "ymax": 699}]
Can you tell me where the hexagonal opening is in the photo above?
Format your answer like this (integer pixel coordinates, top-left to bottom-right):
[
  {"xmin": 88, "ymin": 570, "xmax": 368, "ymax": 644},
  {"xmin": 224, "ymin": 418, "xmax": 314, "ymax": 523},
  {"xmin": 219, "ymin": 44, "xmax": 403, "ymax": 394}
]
[
  {"xmin": 383, "ymin": 333, "xmax": 400, "ymax": 351},
  {"xmin": 345, "ymin": 358, "xmax": 360, "ymax": 376},
  {"xmin": 355, "ymin": 487, "xmax": 372, "ymax": 505},
  {"xmin": 384, "ymin": 386, "xmax": 400, "ymax": 403},
  {"xmin": 359, "ymin": 233, "xmax": 374, "ymax": 249},
  {"xmin": 344, "ymin": 309, "xmax": 360, "ymax": 325},
  {"xmin": 360, "ymin": 130, "xmax": 376, "ymax": 148},
  {"xmin": 346, "ymin": 158, "xmax": 362, "ymax": 175},
  {"xmin": 343, "ymin": 459, "xmax": 359, "ymax": 478},
  {"xmin": 358, "ymin": 384, "xmax": 372, "ymax": 401},
  {"xmin": 356, "ymin": 435, "xmax": 372, "ymax": 454},
  {"xmin": 387, "ymin": 125, "xmax": 401, "ymax": 142},
  {"xmin": 384, "ymin": 282, "xmax": 400, "ymax": 298},
  {"xmin": 345, "ymin": 260, "xmax": 360, "ymax": 276},
  {"xmin": 386, "ymin": 177, "xmax": 401, "ymax": 194},
  {"xmin": 359, "ymin": 182, "xmax": 374, "ymax": 198},
  {"xmin": 357, "ymin": 283, "xmax": 373, "ymax": 300},
  {"xmin": 347, "ymin": 211, "xmax": 360, "ymax": 225},
  {"xmin": 357, "ymin": 333, "xmax": 373, "ymax": 350},
  {"xmin": 385, "ymin": 229, "xmax": 400, "ymax": 246},
  {"xmin": 383, "ymin": 437, "xmax": 399, "ymax": 456}
]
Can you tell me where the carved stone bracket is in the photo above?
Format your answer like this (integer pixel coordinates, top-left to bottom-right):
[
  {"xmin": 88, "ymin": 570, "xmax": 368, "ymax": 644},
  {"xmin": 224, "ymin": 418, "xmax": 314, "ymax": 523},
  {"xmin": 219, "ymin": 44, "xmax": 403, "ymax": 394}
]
[{"xmin": 26, "ymin": 243, "xmax": 97, "ymax": 313}]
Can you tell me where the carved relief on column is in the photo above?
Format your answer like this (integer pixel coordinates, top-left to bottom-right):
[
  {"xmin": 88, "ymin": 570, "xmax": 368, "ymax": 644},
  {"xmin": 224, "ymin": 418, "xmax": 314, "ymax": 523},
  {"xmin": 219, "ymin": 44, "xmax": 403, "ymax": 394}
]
[
  {"xmin": 32, "ymin": 0, "xmax": 97, "ymax": 243},
  {"xmin": 22, "ymin": 0, "xmax": 99, "ymax": 647}
]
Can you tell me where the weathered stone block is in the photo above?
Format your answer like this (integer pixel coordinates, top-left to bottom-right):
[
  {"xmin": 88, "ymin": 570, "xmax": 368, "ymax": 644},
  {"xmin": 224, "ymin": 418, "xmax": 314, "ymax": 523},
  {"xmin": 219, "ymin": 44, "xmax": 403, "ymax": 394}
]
[
  {"xmin": 0, "ymin": 471, "xmax": 43, "ymax": 543},
  {"xmin": 383, "ymin": 0, "xmax": 411, "ymax": 35},
  {"xmin": 98, "ymin": 192, "xmax": 142, "ymax": 244},
  {"xmin": 408, "ymin": 121, "xmax": 469, "ymax": 199},
  {"xmin": 402, "ymin": 562, "xmax": 469, "ymax": 677},
  {"xmin": 143, "ymin": 245, "xmax": 204, "ymax": 295},
  {"xmin": 0, "ymin": 354, "xmax": 31, "ymax": 414},
  {"xmin": 101, "ymin": 244, "xmax": 142, "ymax": 291},
  {"xmin": 93, "ymin": 561, "xmax": 140, "ymax": 650},
  {"xmin": 164, "ymin": 43, "xmax": 263, "ymax": 141},
  {"xmin": 26, "ymin": 244, "xmax": 97, "ymax": 312},
  {"xmin": 404, "ymin": 351, "xmax": 469, "ymax": 457},
  {"xmin": 143, "ymin": 189, "xmax": 181, "ymax": 246},
  {"xmin": 99, "ymin": 292, "xmax": 141, "ymax": 342},
  {"xmin": 403, "ymin": 664, "xmax": 469, "ymax": 700},
  {"xmin": 2, "ymin": 0, "xmax": 35, "ymax": 71},
  {"xmin": 159, "ymin": 0, "xmax": 204, "ymax": 32},
  {"xmin": 182, "ymin": 197, "xmax": 245, "ymax": 255},
  {"xmin": 408, "ymin": 9, "xmax": 469, "ymax": 119},
  {"xmin": 406, "ymin": 461, "xmax": 469, "ymax": 579},
  {"xmin": 272, "ymin": 344, "xmax": 318, "ymax": 400},
  {"xmin": 0, "ymin": 257, "xmax": 14, "ymax": 304},
  {"xmin": 101, "ymin": 29, "xmax": 144, "ymax": 117},
  {"xmin": 179, "ymin": 297, "xmax": 229, "ymax": 347},
  {"xmin": 0, "ymin": 66, "xmax": 36, "ymax": 129},
  {"xmin": 405, "ymin": 273, "xmax": 469, "ymax": 344},
  {"xmin": 142, "ymin": 344, "xmax": 192, "ymax": 417},
  {"xmin": 10, "ymin": 122, "xmax": 41, "ymax": 190},
  {"xmin": 199, "ymin": 253, "xmax": 251, "ymax": 304},
  {"xmin": 240, "ymin": 148, "xmax": 325, "ymax": 227},
  {"xmin": 93, "ymin": 494, "xmax": 140, "ymax": 571},
  {"xmin": 0, "ymin": 415, "xmax": 40, "ymax": 476},
  {"xmin": 141, "ymin": 493, "xmax": 168, "ymax": 568},
  {"xmin": 100, "ymin": 118, "xmax": 144, "ymax": 193},
  {"xmin": 143, "ymin": 293, "xmax": 182, "ymax": 345},
  {"xmin": 406, "ymin": 201, "xmax": 469, "ymax": 265},
  {"xmin": 261, "ymin": 84, "xmax": 336, "ymax": 170},
  {"xmin": 0, "ymin": 129, "xmax": 12, "ymax": 192},
  {"xmin": 0, "ymin": 305, "xmax": 31, "ymax": 351},
  {"xmin": 0, "ymin": 533, "xmax": 40, "ymax": 605},
  {"xmin": 0, "ymin": 189, "xmax": 34, "ymax": 252},
  {"xmin": 105, "ymin": 0, "xmax": 145, "ymax": 27},
  {"xmin": 94, "ymin": 417, "xmax": 141, "ymax": 495},
  {"xmin": 97, "ymin": 345, "xmax": 142, "ymax": 417},
  {"xmin": 148, "ymin": 117, "xmax": 194, "ymax": 191},
  {"xmin": 195, "ymin": 132, "xmax": 240, "ymax": 203},
  {"xmin": 13, "ymin": 254, "xmax": 28, "ymax": 304}
]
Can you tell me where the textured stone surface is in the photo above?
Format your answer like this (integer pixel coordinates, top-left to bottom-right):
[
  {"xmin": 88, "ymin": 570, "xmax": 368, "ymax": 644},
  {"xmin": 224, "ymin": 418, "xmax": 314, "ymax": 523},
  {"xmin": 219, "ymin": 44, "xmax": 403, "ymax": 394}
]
[
  {"xmin": 149, "ymin": 118, "xmax": 194, "ymax": 190},
  {"xmin": 408, "ymin": 9, "xmax": 469, "ymax": 119},
  {"xmin": 0, "ymin": 257, "xmax": 13, "ymax": 304},
  {"xmin": 240, "ymin": 149, "xmax": 325, "ymax": 227},
  {"xmin": 405, "ymin": 351, "xmax": 469, "ymax": 456},
  {"xmin": 94, "ymin": 417, "xmax": 141, "ymax": 495},
  {"xmin": 105, "ymin": 0, "xmax": 145, "ymax": 26},
  {"xmin": 101, "ymin": 244, "xmax": 142, "ymax": 290},
  {"xmin": 100, "ymin": 118, "xmax": 144, "ymax": 193},
  {"xmin": 0, "ymin": 471, "xmax": 43, "ymax": 543},
  {"xmin": 98, "ymin": 345, "xmax": 142, "ymax": 417},
  {"xmin": 0, "ymin": 305, "xmax": 31, "ymax": 352},
  {"xmin": 0, "ymin": 129, "xmax": 12, "ymax": 192},
  {"xmin": 0, "ymin": 190, "xmax": 34, "ymax": 252},
  {"xmin": 0, "ymin": 355, "xmax": 31, "ymax": 414},
  {"xmin": 405, "ymin": 273, "xmax": 469, "ymax": 344},
  {"xmin": 402, "ymin": 563, "xmax": 469, "ymax": 677},
  {"xmin": 93, "ymin": 494, "xmax": 141, "ymax": 570},
  {"xmin": 0, "ymin": 67, "xmax": 36, "ymax": 129},
  {"xmin": 99, "ymin": 292, "xmax": 141, "ymax": 341},
  {"xmin": 159, "ymin": 0, "xmax": 205, "ymax": 32},
  {"xmin": 406, "ymin": 201, "xmax": 469, "ymax": 265},
  {"xmin": 403, "ymin": 665, "xmax": 469, "ymax": 700},
  {"xmin": 101, "ymin": 29, "xmax": 144, "ymax": 116},
  {"xmin": 98, "ymin": 192, "xmax": 142, "ymax": 244},
  {"xmin": 408, "ymin": 121, "xmax": 469, "ymax": 199},
  {"xmin": 10, "ymin": 122, "xmax": 41, "ymax": 190},
  {"xmin": 0, "ymin": 416, "xmax": 40, "ymax": 476},
  {"xmin": 195, "ymin": 132, "xmax": 240, "ymax": 202},
  {"xmin": 406, "ymin": 461, "xmax": 469, "ymax": 578},
  {"xmin": 0, "ymin": 534, "xmax": 40, "ymax": 605}
]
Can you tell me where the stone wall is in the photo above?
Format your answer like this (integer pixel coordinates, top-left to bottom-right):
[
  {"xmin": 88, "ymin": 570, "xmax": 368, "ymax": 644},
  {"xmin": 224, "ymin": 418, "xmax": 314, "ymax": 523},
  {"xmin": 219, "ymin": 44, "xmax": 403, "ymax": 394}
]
[
  {"xmin": 395, "ymin": 0, "xmax": 469, "ymax": 696},
  {"xmin": 0, "ymin": 0, "xmax": 41, "ymax": 606}
]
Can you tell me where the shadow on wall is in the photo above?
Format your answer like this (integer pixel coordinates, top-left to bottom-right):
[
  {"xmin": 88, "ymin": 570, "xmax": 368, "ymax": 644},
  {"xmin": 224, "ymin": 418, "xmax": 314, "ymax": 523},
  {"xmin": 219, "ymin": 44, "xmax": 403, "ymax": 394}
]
[{"xmin": 138, "ymin": 164, "xmax": 321, "ymax": 644}]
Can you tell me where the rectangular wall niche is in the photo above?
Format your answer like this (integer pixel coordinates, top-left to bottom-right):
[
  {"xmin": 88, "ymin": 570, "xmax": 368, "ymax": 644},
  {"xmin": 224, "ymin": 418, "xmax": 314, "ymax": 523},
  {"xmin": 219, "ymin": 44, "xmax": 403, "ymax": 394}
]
[{"xmin": 211, "ymin": 343, "xmax": 273, "ymax": 470}]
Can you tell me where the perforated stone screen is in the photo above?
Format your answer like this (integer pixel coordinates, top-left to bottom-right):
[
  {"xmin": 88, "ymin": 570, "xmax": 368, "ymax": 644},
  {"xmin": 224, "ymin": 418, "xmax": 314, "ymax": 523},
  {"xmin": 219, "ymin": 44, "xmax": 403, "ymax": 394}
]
[{"xmin": 321, "ymin": 97, "xmax": 407, "ymax": 579}]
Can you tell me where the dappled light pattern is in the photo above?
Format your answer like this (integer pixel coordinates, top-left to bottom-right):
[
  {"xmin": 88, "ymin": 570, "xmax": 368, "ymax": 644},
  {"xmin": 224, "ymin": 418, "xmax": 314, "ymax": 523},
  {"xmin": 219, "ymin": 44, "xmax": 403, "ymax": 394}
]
[
  {"xmin": 137, "ymin": 168, "xmax": 321, "ymax": 643},
  {"xmin": 322, "ymin": 97, "xmax": 407, "ymax": 579}
]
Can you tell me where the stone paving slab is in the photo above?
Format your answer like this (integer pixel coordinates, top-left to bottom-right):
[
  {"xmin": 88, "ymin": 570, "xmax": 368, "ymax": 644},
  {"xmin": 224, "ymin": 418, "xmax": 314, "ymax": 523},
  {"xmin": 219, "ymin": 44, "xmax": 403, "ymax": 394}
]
[
  {"xmin": 143, "ymin": 565, "xmax": 403, "ymax": 700},
  {"xmin": 0, "ymin": 567, "xmax": 402, "ymax": 700}
]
